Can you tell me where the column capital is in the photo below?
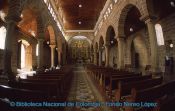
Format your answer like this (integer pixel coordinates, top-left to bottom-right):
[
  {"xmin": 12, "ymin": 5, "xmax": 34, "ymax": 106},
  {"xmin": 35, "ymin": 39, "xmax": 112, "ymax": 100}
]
[
  {"xmin": 49, "ymin": 44, "xmax": 56, "ymax": 48},
  {"xmin": 114, "ymin": 36, "xmax": 118, "ymax": 39},
  {"xmin": 38, "ymin": 38, "xmax": 44, "ymax": 42},
  {"xmin": 140, "ymin": 15, "xmax": 157, "ymax": 24},
  {"xmin": 117, "ymin": 37, "xmax": 125, "ymax": 42},
  {"xmin": 104, "ymin": 43, "xmax": 110, "ymax": 47},
  {"xmin": 98, "ymin": 48, "xmax": 103, "ymax": 52},
  {"xmin": 5, "ymin": 16, "xmax": 21, "ymax": 23}
]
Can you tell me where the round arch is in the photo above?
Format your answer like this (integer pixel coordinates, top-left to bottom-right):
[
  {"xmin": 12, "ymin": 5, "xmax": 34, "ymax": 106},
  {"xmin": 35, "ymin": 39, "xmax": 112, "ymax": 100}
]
[
  {"xmin": 117, "ymin": 4, "xmax": 144, "ymax": 37},
  {"xmin": 106, "ymin": 26, "xmax": 116, "ymax": 45},
  {"xmin": 68, "ymin": 36, "xmax": 91, "ymax": 63},
  {"xmin": 99, "ymin": 36, "xmax": 104, "ymax": 48}
]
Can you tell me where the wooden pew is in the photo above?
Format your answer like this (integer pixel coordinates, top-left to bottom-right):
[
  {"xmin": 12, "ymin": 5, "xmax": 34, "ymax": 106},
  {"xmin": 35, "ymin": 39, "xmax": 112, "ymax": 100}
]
[
  {"xmin": 103, "ymin": 72, "xmax": 142, "ymax": 89},
  {"xmin": 124, "ymin": 80, "xmax": 175, "ymax": 111},
  {"xmin": 115, "ymin": 76, "xmax": 163, "ymax": 101},
  {"xmin": 0, "ymin": 85, "xmax": 64, "ymax": 111},
  {"xmin": 160, "ymin": 96, "xmax": 175, "ymax": 111},
  {"xmin": 107, "ymin": 74, "xmax": 152, "ymax": 98},
  {"xmin": 0, "ymin": 98, "xmax": 10, "ymax": 110},
  {"xmin": 8, "ymin": 81, "xmax": 60, "ymax": 98},
  {"xmin": 0, "ymin": 85, "xmax": 48, "ymax": 101},
  {"xmin": 26, "ymin": 75, "xmax": 69, "ymax": 92}
]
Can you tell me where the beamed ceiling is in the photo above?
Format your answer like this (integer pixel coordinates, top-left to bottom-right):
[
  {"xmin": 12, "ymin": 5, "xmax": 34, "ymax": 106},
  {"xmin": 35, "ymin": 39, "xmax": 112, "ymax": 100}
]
[{"xmin": 56, "ymin": 0, "xmax": 107, "ymax": 30}]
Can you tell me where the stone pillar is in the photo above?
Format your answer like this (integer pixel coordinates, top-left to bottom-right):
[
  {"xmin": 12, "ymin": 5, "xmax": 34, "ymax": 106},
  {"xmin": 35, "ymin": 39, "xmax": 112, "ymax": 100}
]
[
  {"xmin": 117, "ymin": 37, "xmax": 125, "ymax": 69},
  {"xmin": 126, "ymin": 41, "xmax": 132, "ymax": 66},
  {"xmin": 50, "ymin": 44, "xmax": 56, "ymax": 67},
  {"xmin": 173, "ymin": 40, "xmax": 175, "ymax": 72},
  {"xmin": 32, "ymin": 43, "xmax": 37, "ymax": 70},
  {"xmin": 62, "ymin": 46, "xmax": 66, "ymax": 65},
  {"xmin": 3, "ymin": 0, "xmax": 21, "ymax": 80},
  {"xmin": 94, "ymin": 49, "xmax": 97, "ymax": 65},
  {"xmin": 25, "ymin": 46, "xmax": 32, "ymax": 70},
  {"xmin": 37, "ymin": 38, "xmax": 44, "ymax": 69},
  {"xmin": 98, "ymin": 48, "xmax": 102, "ymax": 66},
  {"xmin": 58, "ymin": 50, "xmax": 62, "ymax": 66},
  {"xmin": 145, "ymin": 19, "xmax": 159, "ymax": 72},
  {"xmin": 105, "ymin": 44, "xmax": 110, "ymax": 67}
]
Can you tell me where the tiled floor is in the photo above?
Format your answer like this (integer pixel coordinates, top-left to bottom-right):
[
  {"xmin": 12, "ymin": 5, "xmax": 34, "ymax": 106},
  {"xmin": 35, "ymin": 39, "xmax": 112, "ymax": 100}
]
[{"xmin": 65, "ymin": 65, "xmax": 112, "ymax": 111}]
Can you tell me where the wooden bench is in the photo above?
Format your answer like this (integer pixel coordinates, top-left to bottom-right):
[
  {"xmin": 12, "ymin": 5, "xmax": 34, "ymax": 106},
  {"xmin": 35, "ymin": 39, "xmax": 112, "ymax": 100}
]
[
  {"xmin": 160, "ymin": 96, "xmax": 175, "ymax": 111},
  {"xmin": 9, "ymin": 80, "xmax": 60, "ymax": 98},
  {"xmin": 107, "ymin": 74, "xmax": 152, "ymax": 98},
  {"xmin": 115, "ymin": 76, "xmax": 163, "ymax": 101},
  {"xmin": 103, "ymin": 72, "xmax": 142, "ymax": 89},
  {"xmin": 0, "ymin": 85, "xmax": 64, "ymax": 110},
  {"xmin": 124, "ymin": 80, "xmax": 175, "ymax": 111},
  {"xmin": 0, "ymin": 85, "xmax": 48, "ymax": 101}
]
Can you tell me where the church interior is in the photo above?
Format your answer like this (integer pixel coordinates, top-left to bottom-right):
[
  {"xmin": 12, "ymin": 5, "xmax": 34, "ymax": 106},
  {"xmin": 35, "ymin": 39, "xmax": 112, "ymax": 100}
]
[{"xmin": 0, "ymin": 0, "xmax": 175, "ymax": 111}]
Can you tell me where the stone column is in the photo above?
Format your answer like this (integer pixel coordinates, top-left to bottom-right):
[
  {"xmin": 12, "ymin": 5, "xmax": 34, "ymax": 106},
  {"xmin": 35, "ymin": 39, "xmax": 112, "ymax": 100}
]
[
  {"xmin": 37, "ymin": 38, "xmax": 44, "ymax": 69},
  {"xmin": 32, "ymin": 43, "xmax": 37, "ymax": 70},
  {"xmin": 98, "ymin": 48, "xmax": 102, "ymax": 66},
  {"xmin": 3, "ymin": 0, "xmax": 21, "ymax": 80},
  {"xmin": 105, "ymin": 44, "xmax": 110, "ymax": 67},
  {"xmin": 94, "ymin": 49, "xmax": 97, "ymax": 65},
  {"xmin": 62, "ymin": 46, "xmax": 66, "ymax": 65},
  {"xmin": 126, "ymin": 41, "xmax": 132, "ymax": 66},
  {"xmin": 50, "ymin": 44, "xmax": 56, "ymax": 67},
  {"xmin": 58, "ymin": 50, "xmax": 62, "ymax": 66},
  {"xmin": 145, "ymin": 19, "xmax": 159, "ymax": 72},
  {"xmin": 117, "ymin": 37, "xmax": 125, "ymax": 69},
  {"xmin": 172, "ymin": 40, "xmax": 175, "ymax": 73}
]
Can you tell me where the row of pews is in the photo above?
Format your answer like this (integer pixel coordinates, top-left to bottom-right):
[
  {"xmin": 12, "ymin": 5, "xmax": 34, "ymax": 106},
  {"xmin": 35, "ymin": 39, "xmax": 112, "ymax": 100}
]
[
  {"xmin": 85, "ymin": 64, "xmax": 175, "ymax": 111},
  {"xmin": 0, "ymin": 65, "xmax": 73, "ymax": 110}
]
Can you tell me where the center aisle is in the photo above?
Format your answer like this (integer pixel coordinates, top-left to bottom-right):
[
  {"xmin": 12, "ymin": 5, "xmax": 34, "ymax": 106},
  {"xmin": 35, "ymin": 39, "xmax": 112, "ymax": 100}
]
[{"xmin": 65, "ymin": 65, "xmax": 112, "ymax": 111}]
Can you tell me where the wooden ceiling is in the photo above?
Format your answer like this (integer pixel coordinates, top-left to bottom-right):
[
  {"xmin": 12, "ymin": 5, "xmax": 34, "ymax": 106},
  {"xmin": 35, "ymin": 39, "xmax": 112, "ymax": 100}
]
[
  {"xmin": 56, "ymin": 0, "xmax": 107, "ymax": 30},
  {"xmin": 0, "ymin": 0, "xmax": 7, "ymax": 10}
]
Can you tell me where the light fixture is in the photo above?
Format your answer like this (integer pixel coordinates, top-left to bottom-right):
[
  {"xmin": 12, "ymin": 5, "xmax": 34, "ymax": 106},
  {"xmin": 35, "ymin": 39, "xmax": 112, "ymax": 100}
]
[
  {"xmin": 111, "ymin": 40, "xmax": 114, "ymax": 44},
  {"xmin": 78, "ymin": 21, "xmax": 82, "ymax": 24},
  {"xmin": 130, "ymin": 27, "xmax": 134, "ymax": 32},
  {"xmin": 170, "ymin": 1, "xmax": 175, "ymax": 7},
  {"xmin": 56, "ymin": 48, "xmax": 58, "ymax": 50},
  {"xmin": 170, "ymin": 43, "xmax": 173, "ymax": 48},
  {"xmin": 21, "ymin": 14, "xmax": 23, "ymax": 18},
  {"xmin": 47, "ymin": 41, "xmax": 50, "ymax": 45},
  {"xmin": 102, "ymin": 45, "xmax": 105, "ymax": 49},
  {"xmin": 79, "ymin": 4, "xmax": 82, "ymax": 8}
]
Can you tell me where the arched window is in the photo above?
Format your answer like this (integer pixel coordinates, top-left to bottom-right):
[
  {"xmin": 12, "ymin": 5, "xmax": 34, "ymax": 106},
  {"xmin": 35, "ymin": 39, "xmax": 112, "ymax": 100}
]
[
  {"xmin": 155, "ymin": 24, "xmax": 165, "ymax": 46},
  {"xmin": 0, "ymin": 26, "xmax": 6, "ymax": 49},
  {"xmin": 36, "ymin": 44, "xmax": 39, "ymax": 56}
]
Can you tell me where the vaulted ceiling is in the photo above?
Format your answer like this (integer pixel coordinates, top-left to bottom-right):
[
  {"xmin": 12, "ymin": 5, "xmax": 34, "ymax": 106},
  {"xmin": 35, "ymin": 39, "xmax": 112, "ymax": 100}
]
[{"xmin": 55, "ymin": 0, "xmax": 107, "ymax": 30}]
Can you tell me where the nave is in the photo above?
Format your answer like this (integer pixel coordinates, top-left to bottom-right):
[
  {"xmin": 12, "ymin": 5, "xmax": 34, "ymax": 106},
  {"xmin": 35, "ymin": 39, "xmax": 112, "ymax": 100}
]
[
  {"xmin": 65, "ymin": 65, "xmax": 112, "ymax": 111},
  {"xmin": 1, "ymin": 0, "xmax": 175, "ymax": 111},
  {"xmin": 1, "ymin": 63, "xmax": 175, "ymax": 111}
]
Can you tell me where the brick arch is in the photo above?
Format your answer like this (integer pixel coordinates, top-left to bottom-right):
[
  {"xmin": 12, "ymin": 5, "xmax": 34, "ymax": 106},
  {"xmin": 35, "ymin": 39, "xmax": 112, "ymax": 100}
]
[
  {"xmin": 22, "ymin": 0, "xmax": 50, "ymax": 38},
  {"xmin": 95, "ymin": 42, "xmax": 98, "ymax": 52},
  {"xmin": 117, "ymin": 1, "xmax": 148, "ymax": 37},
  {"xmin": 105, "ymin": 25, "xmax": 116, "ymax": 44},
  {"xmin": 99, "ymin": 36, "xmax": 104, "ymax": 48}
]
